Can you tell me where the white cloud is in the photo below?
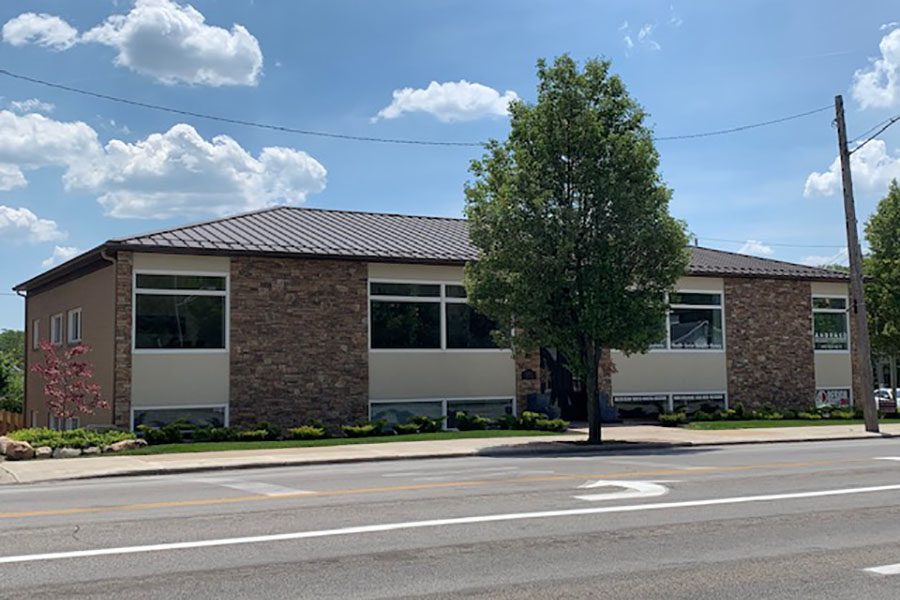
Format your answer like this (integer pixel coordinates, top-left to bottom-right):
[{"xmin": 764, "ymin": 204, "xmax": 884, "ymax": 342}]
[
  {"xmin": 8, "ymin": 98, "xmax": 55, "ymax": 114},
  {"xmin": 42, "ymin": 246, "xmax": 81, "ymax": 268},
  {"xmin": 669, "ymin": 5, "xmax": 684, "ymax": 28},
  {"xmin": 623, "ymin": 35, "xmax": 634, "ymax": 51},
  {"xmin": 852, "ymin": 27, "xmax": 900, "ymax": 108},
  {"xmin": 737, "ymin": 240, "xmax": 774, "ymax": 257},
  {"xmin": 0, "ymin": 111, "xmax": 327, "ymax": 219},
  {"xmin": 804, "ymin": 139, "xmax": 900, "ymax": 197},
  {"xmin": 620, "ymin": 22, "xmax": 661, "ymax": 53},
  {"xmin": 638, "ymin": 24, "xmax": 661, "ymax": 51},
  {"xmin": 1, "ymin": 12, "xmax": 78, "ymax": 50},
  {"xmin": 0, "ymin": 206, "xmax": 65, "ymax": 243},
  {"xmin": 801, "ymin": 248, "xmax": 848, "ymax": 267},
  {"xmin": 881, "ymin": 22, "xmax": 899, "ymax": 31},
  {"xmin": 373, "ymin": 80, "xmax": 519, "ymax": 123},
  {"xmin": 2, "ymin": 0, "xmax": 263, "ymax": 87}
]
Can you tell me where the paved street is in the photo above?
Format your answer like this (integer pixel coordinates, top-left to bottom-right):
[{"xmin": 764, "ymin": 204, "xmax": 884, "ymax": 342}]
[{"xmin": 2, "ymin": 439, "xmax": 900, "ymax": 598}]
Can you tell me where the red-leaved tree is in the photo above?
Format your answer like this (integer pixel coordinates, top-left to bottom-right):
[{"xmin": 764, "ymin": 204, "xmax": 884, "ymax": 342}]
[{"xmin": 31, "ymin": 341, "xmax": 106, "ymax": 424}]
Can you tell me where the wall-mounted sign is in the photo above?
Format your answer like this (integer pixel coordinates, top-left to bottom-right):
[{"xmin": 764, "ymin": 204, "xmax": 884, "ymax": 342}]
[{"xmin": 815, "ymin": 388, "xmax": 851, "ymax": 408}]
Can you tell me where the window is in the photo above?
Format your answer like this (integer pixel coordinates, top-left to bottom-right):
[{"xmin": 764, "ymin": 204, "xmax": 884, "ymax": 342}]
[
  {"xmin": 132, "ymin": 406, "xmax": 226, "ymax": 429},
  {"xmin": 31, "ymin": 319, "xmax": 40, "ymax": 350},
  {"xmin": 446, "ymin": 398, "xmax": 512, "ymax": 427},
  {"xmin": 50, "ymin": 313, "xmax": 63, "ymax": 346},
  {"xmin": 369, "ymin": 282, "xmax": 501, "ymax": 350},
  {"xmin": 67, "ymin": 308, "xmax": 82, "ymax": 343},
  {"xmin": 134, "ymin": 273, "xmax": 227, "ymax": 350},
  {"xmin": 651, "ymin": 292, "xmax": 724, "ymax": 350},
  {"xmin": 813, "ymin": 296, "xmax": 848, "ymax": 351},
  {"xmin": 370, "ymin": 400, "xmax": 444, "ymax": 425},
  {"xmin": 49, "ymin": 415, "xmax": 80, "ymax": 431}
]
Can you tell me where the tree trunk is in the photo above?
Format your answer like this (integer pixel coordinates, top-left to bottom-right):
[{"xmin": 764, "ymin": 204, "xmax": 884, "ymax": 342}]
[
  {"xmin": 892, "ymin": 355, "xmax": 899, "ymax": 404},
  {"xmin": 583, "ymin": 342, "xmax": 602, "ymax": 445}
]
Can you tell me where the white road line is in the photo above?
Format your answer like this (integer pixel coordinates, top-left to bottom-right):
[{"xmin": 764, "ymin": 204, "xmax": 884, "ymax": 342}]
[
  {"xmin": 382, "ymin": 467, "xmax": 520, "ymax": 478},
  {"xmin": 573, "ymin": 480, "xmax": 671, "ymax": 502},
  {"xmin": 2, "ymin": 483, "xmax": 900, "ymax": 565},
  {"xmin": 874, "ymin": 457, "xmax": 900, "ymax": 462},
  {"xmin": 865, "ymin": 563, "xmax": 900, "ymax": 575},
  {"xmin": 193, "ymin": 478, "xmax": 312, "ymax": 497}
]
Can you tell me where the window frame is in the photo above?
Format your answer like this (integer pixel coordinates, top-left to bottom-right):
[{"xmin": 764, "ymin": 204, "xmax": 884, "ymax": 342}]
[
  {"xmin": 132, "ymin": 269, "xmax": 230, "ymax": 354},
  {"xmin": 812, "ymin": 294, "xmax": 850, "ymax": 353},
  {"xmin": 67, "ymin": 308, "xmax": 82, "ymax": 344},
  {"xmin": 613, "ymin": 391, "xmax": 729, "ymax": 413},
  {"xmin": 50, "ymin": 313, "xmax": 64, "ymax": 346},
  {"xmin": 368, "ymin": 278, "xmax": 508, "ymax": 353},
  {"xmin": 651, "ymin": 289, "xmax": 726, "ymax": 353},
  {"xmin": 369, "ymin": 396, "xmax": 516, "ymax": 427}
]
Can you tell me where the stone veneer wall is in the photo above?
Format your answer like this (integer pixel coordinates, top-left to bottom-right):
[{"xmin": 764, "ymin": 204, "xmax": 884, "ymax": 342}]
[
  {"xmin": 229, "ymin": 257, "xmax": 369, "ymax": 431},
  {"xmin": 724, "ymin": 278, "xmax": 815, "ymax": 410},
  {"xmin": 515, "ymin": 348, "xmax": 613, "ymax": 415},
  {"xmin": 113, "ymin": 251, "xmax": 133, "ymax": 429}
]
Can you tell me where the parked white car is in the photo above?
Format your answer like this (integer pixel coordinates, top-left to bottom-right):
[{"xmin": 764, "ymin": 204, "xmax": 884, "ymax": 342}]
[{"xmin": 875, "ymin": 388, "xmax": 899, "ymax": 410}]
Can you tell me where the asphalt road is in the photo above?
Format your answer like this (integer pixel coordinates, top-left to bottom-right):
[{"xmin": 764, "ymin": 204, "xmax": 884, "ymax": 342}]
[{"xmin": 2, "ymin": 439, "xmax": 900, "ymax": 599}]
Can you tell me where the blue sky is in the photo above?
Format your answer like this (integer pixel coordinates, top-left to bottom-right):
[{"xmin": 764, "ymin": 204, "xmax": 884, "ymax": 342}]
[{"xmin": 1, "ymin": 0, "xmax": 900, "ymax": 330}]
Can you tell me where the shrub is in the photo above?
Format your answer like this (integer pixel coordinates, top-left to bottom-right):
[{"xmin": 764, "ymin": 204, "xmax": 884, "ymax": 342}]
[
  {"xmin": 692, "ymin": 410, "xmax": 715, "ymax": 422},
  {"xmin": 392, "ymin": 422, "xmax": 421, "ymax": 435},
  {"xmin": 410, "ymin": 415, "xmax": 445, "ymax": 433},
  {"xmin": 534, "ymin": 418, "xmax": 570, "ymax": 432},
  {"xmin": 519, "ymin": 411, "xmax": 544, "ymax": 430},
  {"xmin": 830, "ymin": 409, "xmax": 855, "ymax": 420},
  {"xmin": 137, "ymin": 419, "xmax": 190, "ymax": 445},
  {"xmin": 289, "ymin": 425, "xmax": 329, "ymax": 440},
  {"xmin": 732, "ymin": 402, "xmax": 746, "ymax": 419},
  {"xmin": 715, "ymin": 409, "xmax": 738, "ymax": 421},
  {"xmin": 454, "ymin": 411, "xmax": 490, "ymax": 431},
  {"xmin": 658, "ymin": 412, "xmax": 688, "ymax": 427},
  {"xmin": 192, "ymin": 427, "xmax": 239, "ymax": 442},
  {"xmin": 237, "ymin": 429, "xmax": 269, "ymax": 441},
  {"xmin": 341, "ymin": 420, "xmax": 385, "ymax": 438},
  {"xmin": 9, "ymin": 427, "xmax": 134, "ymax": 449},
  {"xmin": 249, "ymin": 421, "xmax": 282, "ymax": 441},
  {"xmin": 492, "ymin": 415, "xmax": 521, "ymax": 430},
  {"xmin": 796, "ymin": 411, "xmax": 822, "ymax": 420}
]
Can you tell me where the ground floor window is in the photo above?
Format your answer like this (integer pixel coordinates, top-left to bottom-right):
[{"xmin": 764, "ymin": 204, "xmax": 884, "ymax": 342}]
[
  {"xmin": 370, "ymin": 398, "xmax": 514, "ymax": 428},
  {"xmin": 612, "ymin": 394, "xmax": 669, "ymax": 419},
  {"xmin": 613, "ymin": 392, "xmax": 728, "ymax": 417},
  {"xmin": 132, "ymin": 406, "xmax": 227, "ymax": 429},
  {"xmin": 49, "ymin": 416, "xmax": 80, "ymax": 431}
]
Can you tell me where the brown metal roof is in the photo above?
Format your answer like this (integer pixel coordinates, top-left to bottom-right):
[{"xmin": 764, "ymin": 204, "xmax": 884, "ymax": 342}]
[{"xmin": 15, "ymin": 206, "xmax": 848, "ymax": 292}]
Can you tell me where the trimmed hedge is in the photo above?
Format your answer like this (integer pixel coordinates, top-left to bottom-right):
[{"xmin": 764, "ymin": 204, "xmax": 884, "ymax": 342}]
[{"xmin": 8, "ymin": 427, "xmax": 135, "ymax": 450}]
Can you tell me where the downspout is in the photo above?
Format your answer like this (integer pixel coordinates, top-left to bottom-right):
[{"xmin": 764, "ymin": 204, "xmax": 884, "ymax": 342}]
[
  {"xmin": 99, "ymin": 248, "xmax": 117, "ymax": 428},
  {"xmin": 16, "ymin": 289, "xmax": 27, "ymax": 427}
]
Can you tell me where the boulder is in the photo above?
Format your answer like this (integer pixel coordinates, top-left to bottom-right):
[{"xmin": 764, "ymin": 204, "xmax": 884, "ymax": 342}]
[
  {"xmin": 52, "ymin": 447, "xmax": 82, "ymax": 459},
  {"xmin": 104, "ymin": 438, "xmax": 147, "ymax": 453},
  {"xmin": 34, "ymin": 446, "xmax": 52, "ymax": 459},
  {"xmin": 0, "ymin": 436, "xmax": 11, "ymax": 455},
  {"xmin": 4, "ymin": 440, "xmax": 34, "ymax": 461},
  {"xmin": 82, "ymin": 446, "xmax": 101, "ymax": 456}
]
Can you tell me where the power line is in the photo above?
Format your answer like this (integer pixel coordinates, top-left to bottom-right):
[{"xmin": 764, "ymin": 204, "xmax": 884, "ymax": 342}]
[
  {"xmin": 849, "ymin": 113, "xmax": 900, "ymax": 155},
  {"xmin": 697, "ymin": 236, "xmax": 847, "ymax": 249},
  {"xmin": 1, "ymin": 67, "xmax": 831, "ymax": 146}
]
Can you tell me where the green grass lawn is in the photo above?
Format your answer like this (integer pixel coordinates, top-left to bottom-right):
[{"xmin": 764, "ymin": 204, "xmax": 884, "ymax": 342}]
[
  {"xmin": 123, "ymin": 429, "xmax": 562, "ymax": 455},
  {"xmin": 685, "ymin": 419, "xmax": 867, "ymax": 430}
]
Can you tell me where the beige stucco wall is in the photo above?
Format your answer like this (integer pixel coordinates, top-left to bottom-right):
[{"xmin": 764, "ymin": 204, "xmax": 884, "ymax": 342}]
[
  {"xmin": 130, "ymin": 253, "xmax": 231, "ymax": 415},
  {"xmin": 811, "ymin": 281, "xmax": 852, "ymax": 391},
  {"xmin": 367, "ymin": 262, "xmax": 516, "ymax": 401},
  {"xmin": 25, "ymin": 264, "xmax": 115, "ymax": 428}
]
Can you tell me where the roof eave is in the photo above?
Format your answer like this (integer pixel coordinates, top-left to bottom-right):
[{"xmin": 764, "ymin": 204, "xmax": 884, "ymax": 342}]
[{"xmin": 13, "ymin": 245, "xmax": 111, "ymax": 293}]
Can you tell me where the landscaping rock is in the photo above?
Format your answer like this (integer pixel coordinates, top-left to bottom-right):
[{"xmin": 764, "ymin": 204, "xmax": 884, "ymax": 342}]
[
  {"xmin": 104, "ymin": 439, "xmax": 147, "ymax": 453},
  {"xmin": 34, "ymin": 446, "xmax": 52, "ymax": 459},
  {"xmin": 4, "ymin": 440, "xmax": 34, "ymax": 461},
  {"xmin": 82, "ymin": 446, "xmax": 101, "ymax": 456},
  {"xmin": 0, "ymin": 436, "xmax": 11, "ymax": 455},
  {"xmin": 52, "ymin": 447, "xmax": 82, "ymax": 459}
]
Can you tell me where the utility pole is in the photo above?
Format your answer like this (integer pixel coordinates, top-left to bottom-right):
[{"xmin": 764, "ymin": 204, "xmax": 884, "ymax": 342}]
[{"xmin": 834, "ymin": 94, "xmax": 879, "ymax": 433}]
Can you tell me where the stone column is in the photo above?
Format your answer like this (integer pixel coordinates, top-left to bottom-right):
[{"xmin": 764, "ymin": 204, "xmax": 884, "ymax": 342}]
[
  {"xmin": 113, "ymin": 251, "xmax": 133, "ymax": 429},
  {"xmin": 514, "ymin": 351, "xmax": 541, "ymax": 415}
]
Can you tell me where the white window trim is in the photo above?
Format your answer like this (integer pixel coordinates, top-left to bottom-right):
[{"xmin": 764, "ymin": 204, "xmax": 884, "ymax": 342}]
[
  {"xmin": 649, "ymin": 289, "xmax": 726, "ymax": 353},
  {"xmin": 368, "ymin": 278, "xmax": 509, "ymax": 353},
  {"xmin": 369, "ymin": 395, "xmax": 517, "ymax": 426},
  {"xmin": 50, "ymin": 313, "xmax": 64, "ymax": 346},
  {"xmin": 67, "ymin": 308, "xmax": 82, "ymax": 344},
  {"xmin": 132, "ymin": 269, "xmax": 230, "ymax": 355},
  {"xmin": 612, "ymin": 390, "xmax": 729, "ymax": 412},
  {"xmin": 812, "ymin": 294, "xmax": 850, "ymax": 354},
  {"xmin": 129, "ymin": 403, "xmax": 230, "ymax": 431},
  {"xmin": 31, "ymin": 319, "xmax": 40, "ymax": 350}
]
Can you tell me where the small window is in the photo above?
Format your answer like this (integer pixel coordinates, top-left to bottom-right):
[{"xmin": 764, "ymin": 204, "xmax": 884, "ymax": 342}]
[
  {"xmin": 445, "ymin": 303, "xmax": 498, "ymax": 349},
  {"xmin": 669, "ymin": 306, "xmax": 723, "ymax": 349},
  {"xmin": 369, "ymin": 282, "xmax": 441, "ymax": 297},
  {"xmin": 132, "ymin": 406, "xmax": 226, "ymax": 429},
  {"xmin": 135, "ymin": 295, "xmax": 226, "ymax": 349},
  {"xmin": 50, "ymin": 313, "xmax": 63, "ymax": 346},
  {"xmin": 445, "ymin": 285, "xmax": 468, "ymax": 298},
  {"xmin": 67, "ymin": 308, "xmax": 82, "ymax": 343},
  {"xmin": 370, "ymin": 300, "xmax": 441, "ymax": 349},
  {"xmin": 813, "ymin": 296, "xmax": 848, "ymax": 351},
  {"xmin": 136, "ymin": 274, "xmax": 226, "ymax": 291},
  {"xmin": 31, "ymin": 319, "xmax": 40, "ymax": 350},
  {"xmin": 49, "ymin": 415, "xmax": 80, "ymax": 431}
]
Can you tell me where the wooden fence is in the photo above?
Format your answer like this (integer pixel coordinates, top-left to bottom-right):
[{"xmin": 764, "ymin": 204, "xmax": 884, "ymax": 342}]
[{"xmin": 0, "ymin": 410, "xmax": 24, "ymax": 435}]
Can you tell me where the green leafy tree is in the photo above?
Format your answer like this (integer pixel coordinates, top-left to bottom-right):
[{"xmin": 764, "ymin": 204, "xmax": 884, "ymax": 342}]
[
  {"xmin": 0, "ymin": 351, "xmax": 23, "ymax": 413},
  {"xmin": 865, "ymin": 180, "xmax": 900, "ymax": 393},
  {"xmin": 0, "ymin": 329, "xmax": 24, "ymax": 368},
  {"xmin": 465, "ymin": 56, "xmax": 689, "ymax": 443}
]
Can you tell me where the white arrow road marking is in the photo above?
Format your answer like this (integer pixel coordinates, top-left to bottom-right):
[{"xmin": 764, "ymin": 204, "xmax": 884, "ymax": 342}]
[
  {"xmin": 574, "ymin": 480, "xmax": 671, "ymax": 502},
  {"xmin": 3, "ymin": 483, "xmax": 900, "ymax": 565},
  {"xmin": 865, "ymin": 563, "xmax": 900, "ymax": 575},
  {"xmin": 874, "ymin": 457, "xmax": 900, "ymax": 462},
  {"xmin": 193, "ymin": 478, "xmax": 313, "ymax": 497}
]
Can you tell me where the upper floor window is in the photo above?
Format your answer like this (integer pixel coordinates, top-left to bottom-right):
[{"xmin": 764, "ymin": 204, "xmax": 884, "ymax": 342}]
[
  {"xmin": 369, "ymin": 282, "xmax": 500, "ymax": 350},
  {"xmin": 50, "ymin": 313, "xmax": 63, "ymax": 346},
  {"xmin": 651, "ymin": 291, "xmax": 724, "ymax": 350},
  {"xmin": 134, "ymin": 273, "xmax": 227, "ymax": 350},
  {"xmin": 67, "ymin": 308, "xmax": 82, "ymax": 344},
  {"xmin": 813, "ymin": 296, "xmax": 848, "ymax": 351}
]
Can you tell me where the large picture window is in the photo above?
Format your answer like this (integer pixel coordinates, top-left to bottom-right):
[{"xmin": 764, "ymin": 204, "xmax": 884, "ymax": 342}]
[
  {"xmin": 369, "ymin": 282, "xmax": 501, "ymax": 350},
  {"xmin": 134, "ymin": 273, "xmax": 227, "ymax": 350},
  {"xmin": 652, "ymin": 292, "xmax": 724, "ymax": 350},
  {"xmin": 813, "ymin": 296, "xmax": 848, "ymax": 351}
]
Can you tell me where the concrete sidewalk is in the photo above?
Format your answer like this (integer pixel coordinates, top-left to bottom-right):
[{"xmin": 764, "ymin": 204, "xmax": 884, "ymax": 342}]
[{"xmin": 2, "ymin": 423, "xmax": 900, "ymax": 484}]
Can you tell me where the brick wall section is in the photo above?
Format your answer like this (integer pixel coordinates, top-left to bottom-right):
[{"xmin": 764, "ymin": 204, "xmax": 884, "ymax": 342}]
[
  {"xmin": 229, "ymin": 257, "xmax": 369, "ymax": 431},
  {"xmin": 514, "ymin": 351, "xmax": 540, "ymax": 414},
  {"xmin": 113, "ymin": 251, "xmax": 133, "ymax": 429},
  {"xmin": 724, "ymin": 278, "xmax": 816, "ymax": 410}
]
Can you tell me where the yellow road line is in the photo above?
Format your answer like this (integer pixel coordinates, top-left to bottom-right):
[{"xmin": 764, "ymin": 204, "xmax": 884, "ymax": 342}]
[{"xmin": 0, "ymin": 458, "xmax": 865, "ymax": 520}]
